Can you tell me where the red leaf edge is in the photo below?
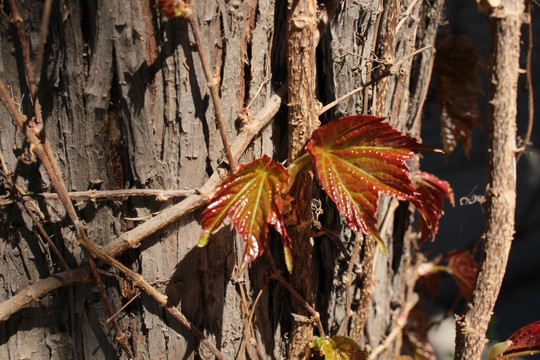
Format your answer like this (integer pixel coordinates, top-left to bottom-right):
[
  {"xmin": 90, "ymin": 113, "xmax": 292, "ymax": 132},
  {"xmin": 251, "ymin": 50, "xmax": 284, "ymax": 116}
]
[
  {"xmin": 487, "ymin": 321, "xmax": 540, "ymax": 360},
  {"xmin": 306, "ymin": 115, "xmax": 437, "ymax": 253},
  {"xmin": 412, "ymin": 172, "xmax": 455, "ymax": 244},
  {"xmin": 198, "ymin": 155, "xmax": 292, "ymax": 273}
]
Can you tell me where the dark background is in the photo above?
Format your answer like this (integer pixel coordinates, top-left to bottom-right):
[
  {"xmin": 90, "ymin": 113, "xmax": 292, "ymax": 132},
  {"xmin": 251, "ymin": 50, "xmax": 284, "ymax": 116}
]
[{"xmin": 420, "ymin": 0, "xmax": 540, "ymax": 354}]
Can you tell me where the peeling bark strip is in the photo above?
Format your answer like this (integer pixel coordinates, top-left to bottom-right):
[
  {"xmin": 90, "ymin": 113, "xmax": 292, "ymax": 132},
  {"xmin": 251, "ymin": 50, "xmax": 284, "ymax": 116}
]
[
  {"xmin": 454, "ymin": 1, "xmax": 523, "ymax": 359},
  {"xmin": 286, "ymin": 0, "xmax": 319, "ymax": 358}
]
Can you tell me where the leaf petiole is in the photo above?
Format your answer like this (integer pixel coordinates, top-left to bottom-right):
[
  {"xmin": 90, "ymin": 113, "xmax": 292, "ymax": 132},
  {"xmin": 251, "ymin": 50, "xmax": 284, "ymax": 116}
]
[{"xmin": 287, "ymin": 153, "xmax": 312, "ymax": 190}]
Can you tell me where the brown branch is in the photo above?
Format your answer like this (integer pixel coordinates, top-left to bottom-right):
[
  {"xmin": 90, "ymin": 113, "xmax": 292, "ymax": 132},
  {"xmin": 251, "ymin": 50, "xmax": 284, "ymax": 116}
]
[
  {"xmin": 6, "ymin": 0, "xmax": 42, "ymax": 124},
  {"xmin": 454, "ymin": 1, "xmax": 523, "ymax": 359},
  {"xmin": 239, "ymin": 287, "xmax": 264, "ymax": 360},
  {"xmin": 22, "ymin": 188, "xmax": 196, "ymax": 202},
  {"xmin": 85, "ymin": 249, "xmax": 134, "ymax": 358},
  {"xmin": 183, "ymin": 4, "xmax": 236, "ymax": 171},
  {"xmin": 319, "ymin": 46, "xmax": 432, "ymax": 116},
  {"xmin": 265, "ymin": 252, "xmax": 325, "ymax": 337},
  {"xmin": 0, "ymin": 268, "xmax": 91, "ymax": 320},
  {"xmin": 369, "ymin": 292, "xmax": 419, "ymax": 359},
  {"xmin": 20, "ymin": 201, "xmax": 71, "ymax": 272},
  {"xmin": 369, "ymin": 252, "xmax": 423, "ymax": 358},
  {"xmin": 285, "ymin": 0, "xmax": 319, "ymax": 357},
  {"xmin": 76, "ymin": 231, "xmax": 226, "ymax": 360},
  {"xmin": 0, "ymin": 149, "xmax": 71, "ymax": 272},
  {"xmin": 0, "ymin": 87, "xmax": 285, "ymax": 322},
  {"xmin": 338, "ymin": 235, "xmax": 363, "ymax": 335},
  {"xmin": 33, "ymin": 0, "xmax": 53, "ymax": 88},
  {"xmin": 107, "ymin": 292, "xmax": 141, "ymax": 324},
  {"xmin": 351, "ymin": 235, "xmax": 375, "ymax": 343}
]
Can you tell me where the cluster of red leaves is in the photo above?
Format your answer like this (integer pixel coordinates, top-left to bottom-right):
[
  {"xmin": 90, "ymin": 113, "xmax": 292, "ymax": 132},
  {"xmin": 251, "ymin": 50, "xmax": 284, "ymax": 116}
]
[
  {"xmin": 199, "ymin": 115, "xmax": 453, "ymax": 272},
  {"xmin": 435, "ymin": 31, "xmax": 486, "ymax": 157}
]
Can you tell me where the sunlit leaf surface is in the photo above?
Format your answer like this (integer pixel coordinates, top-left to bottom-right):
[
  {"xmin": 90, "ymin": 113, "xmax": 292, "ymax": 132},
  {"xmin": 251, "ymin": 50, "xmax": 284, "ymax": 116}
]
[
  {"xmin": 198, "ymin": 155, "xmax": 292, "ymax": 272},
  {"xmin": 305, "ymin": 115, "xmax": 433, "ymax": 252}
]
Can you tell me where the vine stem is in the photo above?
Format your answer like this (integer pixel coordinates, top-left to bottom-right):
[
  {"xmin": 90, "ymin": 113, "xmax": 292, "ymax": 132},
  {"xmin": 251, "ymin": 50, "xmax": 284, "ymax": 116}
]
[
  {"xmin": 454, "ymin": 1, "xmax": 523, "ymax": 359},
  {"xmin": 1, "ymin": 2, "xmax": 225, "ymax": 355},
  {"xmin": 264, "ymin": 252, "xmax": 325, "ymax": 337},
  {"xmin": 77, "ymin": 232, "xmax": 227, "ymax": 360},
  {"xmin": 0, "ymin": 150, "xmax": 71, "ymax": 272},
  {"xmin": 21, "ymin": 188, "xmax": 196, "ymax": 201},
  {"xmin": 0, "ymin": 87, "xmax": 285, "ymax": 322},
  {"xmin": 84, "ymin": 249, "xmax": 134, "ymax": 358},
  {"xmin": 319, "ymin": 45, "xmax": 432, "ymax": 116},
  {"xmin": 184, "ymin": 3, "xmax": 236, "ymax": 171}
]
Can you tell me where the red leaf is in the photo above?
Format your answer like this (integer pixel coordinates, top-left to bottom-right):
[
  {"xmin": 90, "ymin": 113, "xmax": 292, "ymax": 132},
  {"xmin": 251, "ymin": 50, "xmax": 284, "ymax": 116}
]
[
  {"xmin": 412, "ymin": 172, "xmax": 455, "ymax": 245},
  {"xmin": 487, "ymin": 321, "xmax": 540, "ymax": 360},
  {"xmin": 417, "ymin": 268, "xmax": 442, "ymax": 299},
  {"xmin": 445, "ymin": 250, "xmax": 477, "ymax": 299},
  {"xmin": 198, "ymin": 155, "xmax": 292, "ymax": 272},
  {"xmin": 305, "ymin": 115, "xmax": 434, "ymax": 253},
  {"xmin": 435, "ymin": 31, "xmax": 485, "ymax": 157},
  {"xmin": 156, "ymin": 0, "xmax": 185, "ymax": 18},
  {"xmin": 404, "ymin": 304, "xmax": 437, "ymax": 360}
]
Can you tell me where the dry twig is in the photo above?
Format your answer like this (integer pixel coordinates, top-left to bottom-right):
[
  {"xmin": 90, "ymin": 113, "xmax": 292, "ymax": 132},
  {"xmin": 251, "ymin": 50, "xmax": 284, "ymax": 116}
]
[{"xmin": 265, "ymin": 252, "xmax": 325, "ymax": 337}]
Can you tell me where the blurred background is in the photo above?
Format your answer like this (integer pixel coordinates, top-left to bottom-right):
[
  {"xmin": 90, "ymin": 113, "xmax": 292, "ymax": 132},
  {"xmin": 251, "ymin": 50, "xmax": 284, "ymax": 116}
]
[{"xmin": 419, "ymin": 1, "xmax": 540, "ymax": 358}]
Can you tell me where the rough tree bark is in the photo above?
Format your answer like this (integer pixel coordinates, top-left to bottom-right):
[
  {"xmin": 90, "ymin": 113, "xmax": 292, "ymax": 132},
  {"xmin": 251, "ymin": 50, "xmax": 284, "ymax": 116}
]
[{"xmin": 0, "ymin": 0, "xmax": 443, "ymax": 358}]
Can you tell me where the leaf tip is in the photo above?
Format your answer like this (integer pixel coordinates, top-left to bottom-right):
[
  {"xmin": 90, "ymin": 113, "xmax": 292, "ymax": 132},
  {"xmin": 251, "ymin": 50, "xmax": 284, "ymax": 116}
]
[
  {"xmin": 372, "ymin": 232, "xmax": 386, "ymax": 255},
  {"xmin": 283, "ymin": 245, "xmax": 293, "ymax": 273},
  {"xmin": 487, "ymin": 340, "xmax": 512, "ymax": 360},
  {"xmin": 197, "ymin": 231, "xmax": 211, "ymax": 247}
]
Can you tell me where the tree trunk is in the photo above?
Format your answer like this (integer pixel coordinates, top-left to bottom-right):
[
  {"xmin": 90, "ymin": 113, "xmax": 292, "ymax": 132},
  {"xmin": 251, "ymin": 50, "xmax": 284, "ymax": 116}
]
[{"xmin": 0, "ymin": 0, "xmax": 443, "ymax": 358}]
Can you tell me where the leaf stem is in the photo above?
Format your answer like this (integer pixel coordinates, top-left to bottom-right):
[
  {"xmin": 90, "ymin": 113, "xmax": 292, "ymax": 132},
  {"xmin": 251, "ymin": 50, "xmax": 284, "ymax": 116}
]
[{"xmin": 287, "ymin": 153, "xmax": 312, "ymax": 190}]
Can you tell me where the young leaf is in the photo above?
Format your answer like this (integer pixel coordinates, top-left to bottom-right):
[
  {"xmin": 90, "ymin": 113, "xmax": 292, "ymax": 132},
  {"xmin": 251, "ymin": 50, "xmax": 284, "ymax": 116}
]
[
  {"xmin": 412, "ymin": 172, "xmax": 455, "ymax": 245},
  {"xmin": 487, "ymin": 321, "xmax": 540, "ymax": 360},
  {"xmin": 435, "ymin": 31, "xmax": 485, "ymax": 157},
  {"xmin": 309, "ymin": 335, "xmax": 369, "ymax": 360},
  {"xmin": 198, "ymin": 155, "xmax": 292, "ymax": 273},
  {"xmin": 156, "ymin": 0, "xmax": 186, "ymax": 18},
  {"xmin": 305, "ymin": 115, "xmax": 434, "ymax": 253},
  {"xmin": 445, "ymin": 249, "xmax": 477, "ymax": 299}
]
